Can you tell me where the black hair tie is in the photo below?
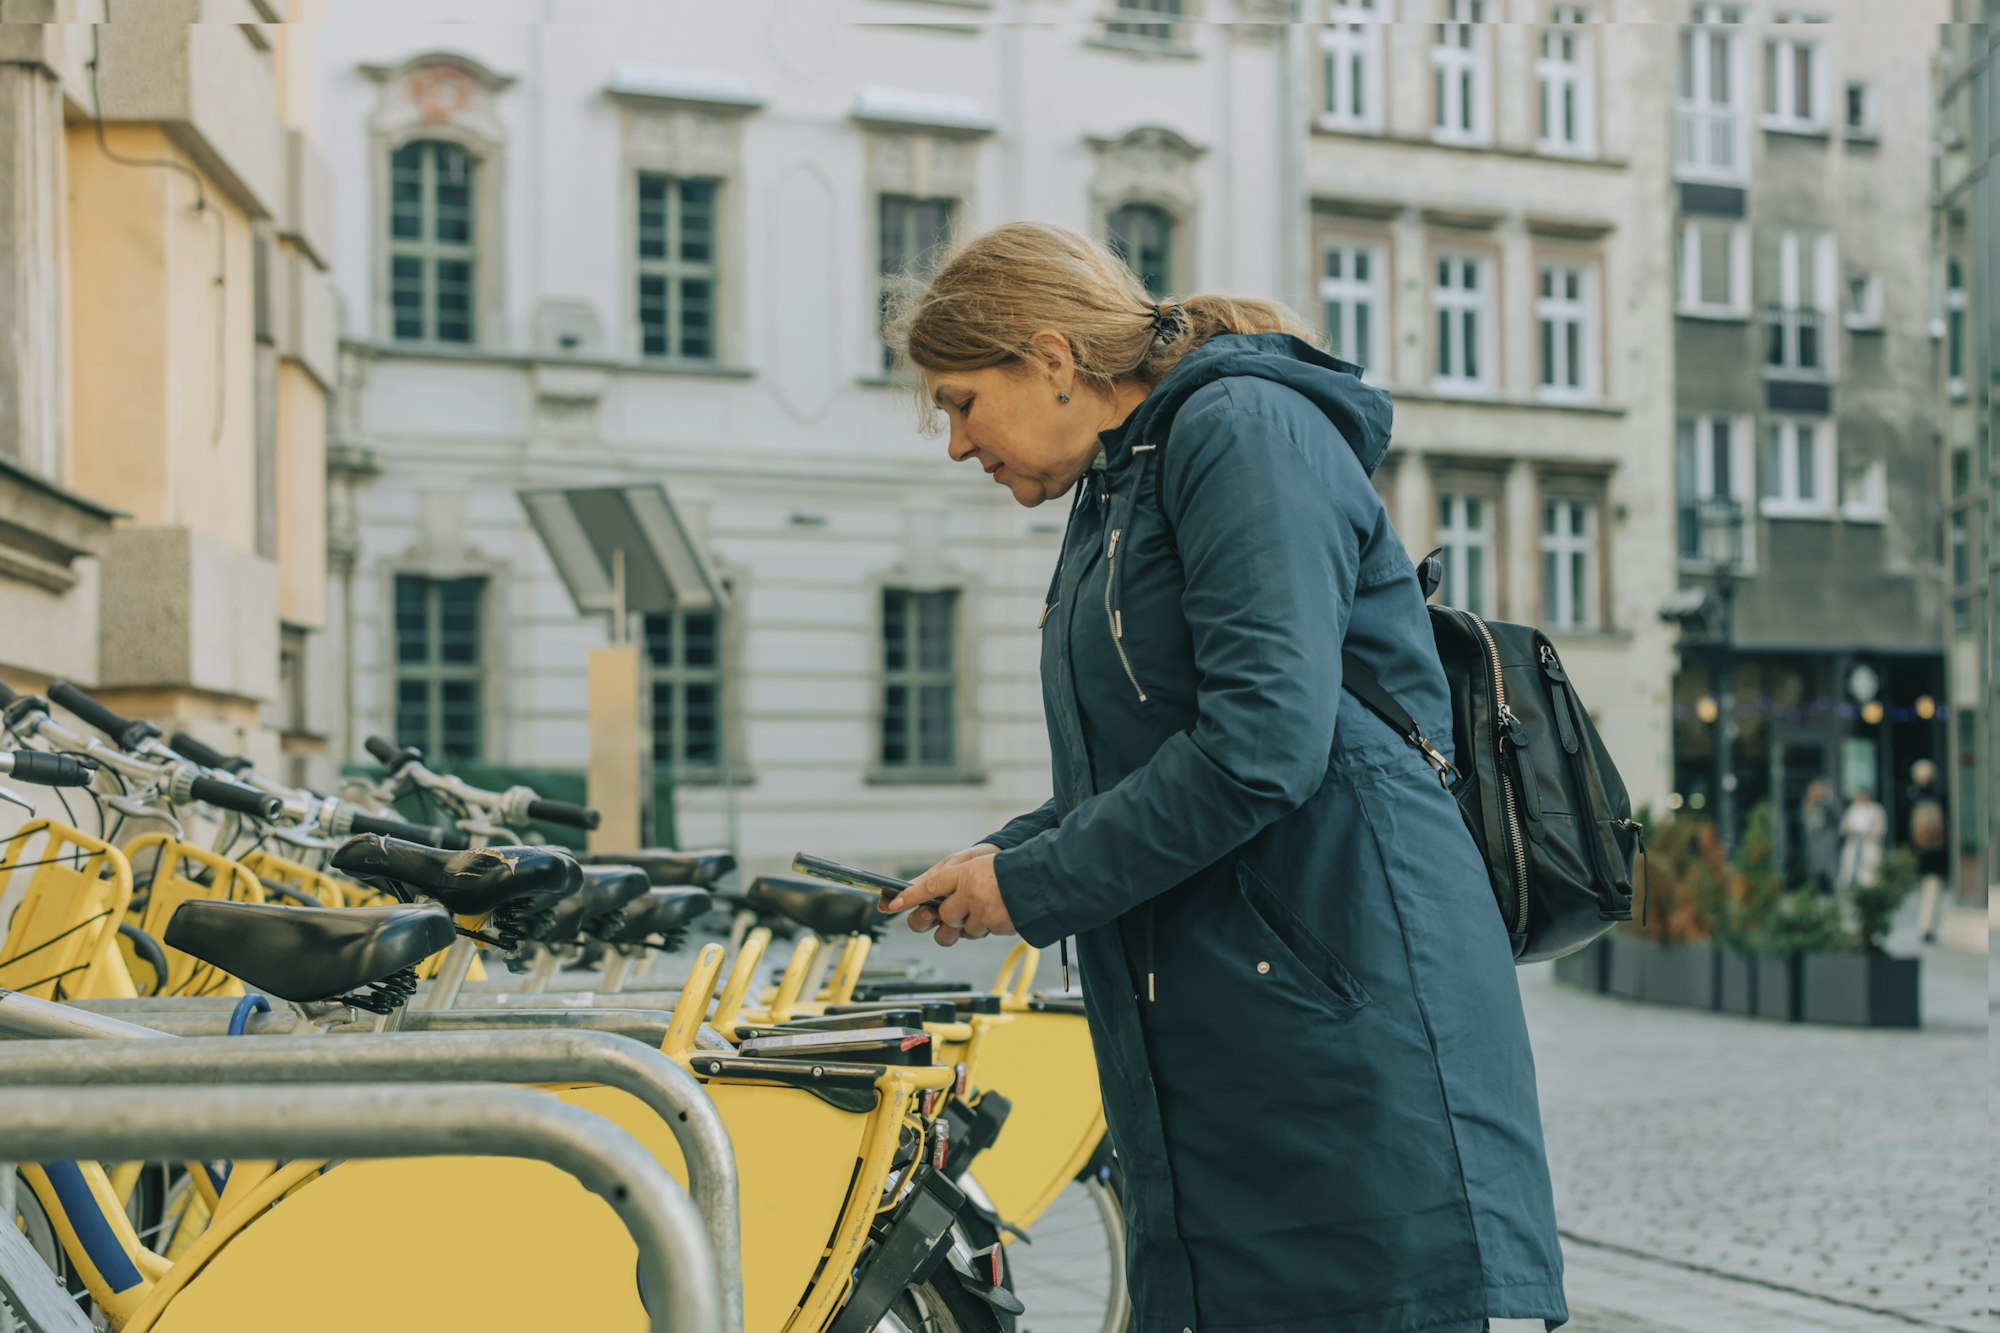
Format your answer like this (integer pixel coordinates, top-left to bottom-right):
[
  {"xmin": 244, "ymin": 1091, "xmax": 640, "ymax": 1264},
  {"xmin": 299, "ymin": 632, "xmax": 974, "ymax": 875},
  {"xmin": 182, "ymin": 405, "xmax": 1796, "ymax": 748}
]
[{"xmin": 1148, "ymin": 303, "xmax": 1181, "ymax": 343}]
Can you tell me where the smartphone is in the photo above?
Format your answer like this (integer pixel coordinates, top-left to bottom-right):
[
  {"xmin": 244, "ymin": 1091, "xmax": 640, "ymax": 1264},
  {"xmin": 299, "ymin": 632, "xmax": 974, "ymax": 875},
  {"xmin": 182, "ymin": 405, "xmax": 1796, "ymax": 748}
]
[{"xmin": 792, "ymin": 852, "xmax": 920, "ymax": 904}]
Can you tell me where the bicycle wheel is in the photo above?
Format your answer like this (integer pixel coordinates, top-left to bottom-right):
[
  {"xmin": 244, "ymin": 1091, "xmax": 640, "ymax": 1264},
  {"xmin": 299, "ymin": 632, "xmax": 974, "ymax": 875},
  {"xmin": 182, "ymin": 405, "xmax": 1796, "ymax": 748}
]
[
  {"xmin": 997, "ymin": 1166, "xmax": 1129, "ymax": 1333},
  {"xmin": 879, "ymin": 1271, "xmax": 1003, "ymax": 1332}
]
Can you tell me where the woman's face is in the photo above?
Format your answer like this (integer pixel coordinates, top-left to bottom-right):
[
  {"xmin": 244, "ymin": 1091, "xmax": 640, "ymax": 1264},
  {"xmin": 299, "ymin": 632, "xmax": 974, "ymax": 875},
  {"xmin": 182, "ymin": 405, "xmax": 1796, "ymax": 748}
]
[{"xmin": 926, "ymin": 360, "xmax": 1100, "ymax": 509}]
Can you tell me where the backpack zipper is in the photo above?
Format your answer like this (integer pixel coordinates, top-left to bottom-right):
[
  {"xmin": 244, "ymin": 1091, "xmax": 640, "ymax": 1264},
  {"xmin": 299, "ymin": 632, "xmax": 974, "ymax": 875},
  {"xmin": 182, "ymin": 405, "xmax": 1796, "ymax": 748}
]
[
  {"xmin": 1462, "ymin": 610, "xmax": 1530, "ymax": 936},
  {"xmin": 1105, "ymin": 528, "xmax": 1147, "ymax": 702}
]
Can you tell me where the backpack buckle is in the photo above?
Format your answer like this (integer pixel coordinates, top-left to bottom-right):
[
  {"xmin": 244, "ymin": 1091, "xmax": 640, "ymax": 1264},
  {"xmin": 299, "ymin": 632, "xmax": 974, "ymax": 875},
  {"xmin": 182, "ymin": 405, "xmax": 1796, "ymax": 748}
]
[{"xmin": 1412, "ymin": 731, "xmax": 1457, "ymax": 789}]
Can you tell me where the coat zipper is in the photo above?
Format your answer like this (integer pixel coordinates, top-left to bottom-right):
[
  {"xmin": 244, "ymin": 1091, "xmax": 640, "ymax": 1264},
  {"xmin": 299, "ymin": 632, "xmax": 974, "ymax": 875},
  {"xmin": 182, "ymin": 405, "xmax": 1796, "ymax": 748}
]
[
  {"xmin": 1463, "ymin": 610, "xmax": 1530, "ymax": 936},
  {"xmin": 1105, "ymin": 528, "xmax": 1147, "ymax": 702}
]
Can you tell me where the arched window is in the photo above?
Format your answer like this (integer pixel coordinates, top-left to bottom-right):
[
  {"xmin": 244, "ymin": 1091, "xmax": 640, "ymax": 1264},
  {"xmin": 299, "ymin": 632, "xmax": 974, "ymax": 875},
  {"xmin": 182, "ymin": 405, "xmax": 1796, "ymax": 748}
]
[
  {"xmin": 1107, "ymin": 202, "xmax": 1175, "ymax": 298},
  {"xmin": 389, "ymin": 139, "xmax": 479, "ymax": 344}
]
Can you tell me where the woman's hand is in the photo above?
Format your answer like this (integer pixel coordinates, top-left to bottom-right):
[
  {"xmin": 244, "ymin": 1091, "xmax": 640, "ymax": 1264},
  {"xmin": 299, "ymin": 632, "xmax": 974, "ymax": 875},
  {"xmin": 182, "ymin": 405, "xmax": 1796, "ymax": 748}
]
[{"xmin": 881, "ymin": 843, "xmax": 1015, "ymax": 946}]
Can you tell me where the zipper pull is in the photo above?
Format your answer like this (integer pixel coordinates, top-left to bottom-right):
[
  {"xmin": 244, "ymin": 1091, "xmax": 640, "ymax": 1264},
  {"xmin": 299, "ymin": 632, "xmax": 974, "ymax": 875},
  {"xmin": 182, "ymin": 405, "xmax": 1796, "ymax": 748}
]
[
  {"xmin": 1107, "ymin": 529, "xmax": 1121, "ymax": 559},
  {"xmin": 1038, "ymin": 603, "xmax": 1056, "ymax": 628}
]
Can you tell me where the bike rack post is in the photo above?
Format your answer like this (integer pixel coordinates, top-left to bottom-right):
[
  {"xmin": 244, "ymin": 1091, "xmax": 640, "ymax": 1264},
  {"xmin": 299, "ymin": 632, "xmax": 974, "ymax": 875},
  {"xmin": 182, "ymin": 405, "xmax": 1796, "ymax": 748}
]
[
  {"xmin": 417, "ymin": 936, "xmax": 480, "ymax": 1010},
  {"xmin": 0, "ymin": 1082, "xmax": 721, "ymax": 1333},
  {"xmin": 0, "ymin": 1030, "xmax": 743, "ymax": 1333}
]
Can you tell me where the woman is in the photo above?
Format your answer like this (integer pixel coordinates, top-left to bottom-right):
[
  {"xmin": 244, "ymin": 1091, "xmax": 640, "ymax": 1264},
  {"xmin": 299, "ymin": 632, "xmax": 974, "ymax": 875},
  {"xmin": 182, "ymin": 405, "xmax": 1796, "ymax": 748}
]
[
  {"xmin": 1800, "ymin": 779, "xmax": 1843, "ymax": 895},
  {"xmin": 879, "ymin": 222, "xmax": 1567, "ymax": 1333},
  {"xmin": 1838, "ymin": 786, "xmax": 1887, "ymax": 890}
]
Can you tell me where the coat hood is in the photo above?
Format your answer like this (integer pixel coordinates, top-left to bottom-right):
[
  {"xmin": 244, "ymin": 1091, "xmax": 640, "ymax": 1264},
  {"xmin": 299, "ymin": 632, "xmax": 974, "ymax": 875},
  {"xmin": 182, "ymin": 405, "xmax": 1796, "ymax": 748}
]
[{"xmin": 1108, "ymin": 331, "xmax": 1394, "ymax": 478}]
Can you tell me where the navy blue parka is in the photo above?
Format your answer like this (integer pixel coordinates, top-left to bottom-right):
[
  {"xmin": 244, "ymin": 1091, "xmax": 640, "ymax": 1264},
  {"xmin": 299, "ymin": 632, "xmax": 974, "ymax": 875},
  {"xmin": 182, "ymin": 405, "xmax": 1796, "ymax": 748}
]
[{"xmin": 984, "ymin": 334, "xmax": 1568, "ymax": 1333}]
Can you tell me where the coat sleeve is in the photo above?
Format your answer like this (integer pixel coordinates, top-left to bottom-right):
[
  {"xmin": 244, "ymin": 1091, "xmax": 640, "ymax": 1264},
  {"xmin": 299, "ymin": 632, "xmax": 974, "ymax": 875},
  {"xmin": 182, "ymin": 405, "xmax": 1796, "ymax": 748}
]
[
  {"xmin": 981, "ymin": 797, "xmax": 1058, "ymax": 851},
  {"xmin": 995, "ymin": 384, "xmax": 1364, "ymax": 947}
]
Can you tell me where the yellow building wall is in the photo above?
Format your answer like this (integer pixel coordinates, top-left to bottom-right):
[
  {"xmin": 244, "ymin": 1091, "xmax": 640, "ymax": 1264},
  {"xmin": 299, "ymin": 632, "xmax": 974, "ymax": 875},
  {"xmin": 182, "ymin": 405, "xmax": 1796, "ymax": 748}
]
[
  {"xmin": 276, "ymin": 355, "xmax": 326, "ymax": 630},
  {"xmin": 66, "ymin": 123, "xmax": 258, "ymax": 556}
]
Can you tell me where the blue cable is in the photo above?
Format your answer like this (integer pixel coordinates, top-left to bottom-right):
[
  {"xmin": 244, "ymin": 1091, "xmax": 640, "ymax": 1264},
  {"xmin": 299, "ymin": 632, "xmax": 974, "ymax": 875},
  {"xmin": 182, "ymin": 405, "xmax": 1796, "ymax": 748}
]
[{"xmin": 225, "ymin": 992, "xmax": 269, "ymax": 1036}]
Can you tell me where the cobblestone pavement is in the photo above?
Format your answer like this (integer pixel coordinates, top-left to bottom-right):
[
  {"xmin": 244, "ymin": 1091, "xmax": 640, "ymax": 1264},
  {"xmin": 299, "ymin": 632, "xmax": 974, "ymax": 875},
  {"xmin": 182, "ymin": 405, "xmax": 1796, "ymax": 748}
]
[{"xmin": 870, "ymin": 900, "xmax": 1991, "ymax": 1332}]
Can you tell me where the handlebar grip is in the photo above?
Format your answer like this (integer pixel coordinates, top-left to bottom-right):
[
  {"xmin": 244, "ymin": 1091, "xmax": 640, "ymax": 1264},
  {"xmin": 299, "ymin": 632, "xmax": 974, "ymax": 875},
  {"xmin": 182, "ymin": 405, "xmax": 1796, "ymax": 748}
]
[
  {"xmin": 526, "ymin": 798, "xmax": 601, "ymax": 831},
  {"xmin": 363, "ymin": 734, "xmax": 424, "ymax": 773},
  {"xmin": 117, "ymin": 923, "xmax": 170, "ymax": 997},
  {"xmin": 48, "ymin": 681, "xmax": 158, "ymax": 750},
  {"xmin": 187, "ymin": 775, "xmax": 282, "ymax": 820},
  {"xmin": 170, "ymin": 732, "xmax": 251, "ymax": 775},
  {"xmin": 348, "ymin": 810, "xmax": 470, "ymax": 851},
  {"xmin": 0, "ymin": 677, "xmax": 20, "ymax": 708},
  {"xmin": 1, "ymin": 751, "xmax": 100, "ymax": 788}
]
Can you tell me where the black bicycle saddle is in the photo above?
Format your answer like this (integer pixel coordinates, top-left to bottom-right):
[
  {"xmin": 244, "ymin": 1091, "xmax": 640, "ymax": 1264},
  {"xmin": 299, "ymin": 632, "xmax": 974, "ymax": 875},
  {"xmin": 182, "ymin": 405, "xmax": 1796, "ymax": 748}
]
[
  {"xmin": 164, "ymin": 900, "xmax": 455, "ymax": 1005},
  {"xmin": 330, "ymin": 835, "xmax": 581, "ymax": 918},
  {"xmin": 745, "ymin": 874, "xmax": 883, "ymax": 938},
  {"xmin": 580, "ymin": 848, "xmax": 736, "ymax": 888},
  {"xmin": 543, "ymin": 864, "xmax": 653, "ymax": 944},
  {"xmin": 603, "ymin": 887, "xmax": 715, "ymax": 946}
]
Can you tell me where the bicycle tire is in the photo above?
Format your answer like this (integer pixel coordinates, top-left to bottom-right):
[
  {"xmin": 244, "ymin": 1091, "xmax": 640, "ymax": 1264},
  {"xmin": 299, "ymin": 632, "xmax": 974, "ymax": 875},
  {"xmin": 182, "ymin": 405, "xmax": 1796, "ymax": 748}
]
[{"xmin": 878, "ymin": 1270, "xmax": 1004, "ymax": 1333}]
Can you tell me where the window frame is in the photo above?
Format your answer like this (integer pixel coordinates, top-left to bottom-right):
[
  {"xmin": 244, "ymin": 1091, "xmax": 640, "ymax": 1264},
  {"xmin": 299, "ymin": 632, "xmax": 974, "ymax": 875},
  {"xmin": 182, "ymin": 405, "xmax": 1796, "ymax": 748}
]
[
  {"xmin": 1536, "ymin": 8, "xmax": 1597, "ymax": 159},
  {"xmin": 1106, "ymin": 201, "xmax": 1179, "ymax": 299},
  {"xmin": 1762, "ymin": 16, "xmax": 1829, "ymax": 135},
  {"xmin": 643, "ymin": 605, "xmax": 728, "ymax": 776},
  {"xmin": 1759, "ymin": 230, "xmax": 1838, "ymax": 380},
  {"xmin": 1759, "ymin": 417, "xmax": 1837, "ymax": 519},
  {"xmin": 878, "ymin": 586, "xmax": 962, "ymax": 773},
  {"xmin": 1675, "ymin": 414, "xmax": 1759, "ymax": 569},
  {"xmin": 877, "ymin": 192, "xmax": 959, "ymax": 372},
  {"xmin": 391, "ymin": 573, "xmax": 486, "ymax": 764},
  {"xmin": 1946, "ymin": 256, "xmax": 1968, "ymax": 399},
  {"xmin": 1843, "ymin": 272, "xmax": 1884, "ymax": 332},
  {"xmin": 1838, "ymin": 456, "xmax": 1887, "ymax": 523},
  {"xmin": 1099, "ymin": 0, "xmax": 1192, "ymax": 49},
  {"xmin": 1536, "ymin": 259, "xmax": 1600, "ymax": 403},
  {"xmin": 1431, "ymin": 0, "xmax": 1493, "ymax": 148},
  {"xmin": 1432, "ymin": 250, "xmax": 1495, "ymax": 396},
  {"xmin": 1677, "ymin": 217, "xmax": 1751, "ymax": 319},
  {"xmin": 634, "ymin": 172, "xmax": 723, "ymax": 364},
  {"xmin": 1435, "ymin": 489, "xmax": 1499, "ymax": 617},
  {"xmin": 1320, "ymin": 235, "xmax": 1386, "ymax": 380},
  {"xmin": 1540, "ymin": 495, "xmax": 1600, "ymax": 633},
  {"xmin": 1320, "ymin": 0, "xmax": 1389, "ymax": 135},
  {"xmin": 1675, "ymin": 4, "xmax": 1748, "ymax": 183},
  {"xmin": 386, "ymin": 138, "xmax": 481, "ymax": 347}
]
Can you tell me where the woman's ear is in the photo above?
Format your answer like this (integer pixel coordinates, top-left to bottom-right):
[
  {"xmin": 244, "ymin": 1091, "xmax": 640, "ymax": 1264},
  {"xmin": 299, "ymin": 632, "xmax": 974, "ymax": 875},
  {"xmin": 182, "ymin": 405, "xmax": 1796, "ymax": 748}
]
[{"xmin": 1024, "ymin": 329, "xmax": 1076, "ymax": 386}]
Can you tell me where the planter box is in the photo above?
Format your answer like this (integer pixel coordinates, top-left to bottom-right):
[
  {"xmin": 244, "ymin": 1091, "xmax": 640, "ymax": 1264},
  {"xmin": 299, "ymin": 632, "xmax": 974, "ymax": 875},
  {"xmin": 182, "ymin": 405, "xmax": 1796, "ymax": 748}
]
[
  {"xmin": 1800, "ymin": 952, "xmax": 1921, "ymax": 1028},
  {"xmin": 1604, "ymin": 933, "xmax": 1651, "ymax": 1000},
  {"xmin": 1551, "ymin": 940, "xmax": 1607, "ymax": 993},
  {"xmin": 1754, "ymin": 955, "xmax": 1801, "ymax": 1022},
  {"xmin": 1717, "ymin": 948, "xmax": 1757, "ymax": 1016},
  {"xmin": 1640, "ymin": 940, "xmax": 1719, "ymax": 1011}
]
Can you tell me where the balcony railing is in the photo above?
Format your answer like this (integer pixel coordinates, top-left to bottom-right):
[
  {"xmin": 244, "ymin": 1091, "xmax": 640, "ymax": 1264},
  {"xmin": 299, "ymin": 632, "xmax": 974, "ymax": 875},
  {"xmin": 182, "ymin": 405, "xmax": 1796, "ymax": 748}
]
[{"xmin": 1763, "ymin": 305, "xmax": 1826, "ymax": 375}]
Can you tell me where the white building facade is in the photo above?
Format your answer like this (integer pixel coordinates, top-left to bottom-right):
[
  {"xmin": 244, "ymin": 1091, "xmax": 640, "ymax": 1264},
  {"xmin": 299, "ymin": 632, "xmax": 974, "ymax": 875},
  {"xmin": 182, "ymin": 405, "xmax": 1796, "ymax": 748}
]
[{"xmin": 315, "ymin": 1, "xmax": 1304, "ymax": 877}]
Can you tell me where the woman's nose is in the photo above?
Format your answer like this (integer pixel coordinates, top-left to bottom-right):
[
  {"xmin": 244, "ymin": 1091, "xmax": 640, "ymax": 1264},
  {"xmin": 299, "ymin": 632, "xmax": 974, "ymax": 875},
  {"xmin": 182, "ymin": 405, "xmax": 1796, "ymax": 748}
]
[{"xmin": 946, "ymin": 428, "xmax": 975, "ymax": 464}]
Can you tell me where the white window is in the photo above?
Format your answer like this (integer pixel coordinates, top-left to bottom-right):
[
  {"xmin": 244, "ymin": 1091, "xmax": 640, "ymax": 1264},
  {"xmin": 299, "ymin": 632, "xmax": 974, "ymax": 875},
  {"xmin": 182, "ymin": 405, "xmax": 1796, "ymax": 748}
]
[
  {"xmin": 1677, "ymin": 217, "xmax": 1750, "ymax": 317},
  {"xmin": 1321, "ymin": 240, "xmax": 1384, "ymax": 375},
  {"xmin": 1437, "ymin": 492, "xmax": 1497, "ymax": 617},
  {"xmin": 1537, "ymin": 261, "xmax": 1598, "ymax": 401},
  {"xmin": 1844, "ymin": 272, "xmax": 1883, "ymax": 331},
  {"xmin": 1433, "ymin": 253, "xmax": 1491, "ymax": 393},
  {"xmin": 1761, "ymin": 419, "xmax": 1835, "ymax": 517},
  {"xmin": 1537, "ymin": 8, "xmax": 1596, "ymax": 157},
  {"xmin": 1321, "ymin": 0, "xmax": 1387, "ymax": 133},
  {"xmin": 1675, "ymin": 415, "xmax": 1757, "ymax": 565},
  {"xmin": 1676, "ymin": 4, "xmax": 1746, "ymax": 180},
  {"xmin": 1763, "ymin": 17, "xmax": 1827, "ymax": 132},
  {"xmin": 1432, "ymin": 0, "xmax": 1492, "ymax": 147},
  {"xmin": 1840, "ymin": 457, "xmax": 1886, "ymax": 521},
  {"xmin": 1104, "ymin": 0, "xmax": 1185, "ymax": 43},
  {"xmin": 1541, "ymin": 499, "xmax": 1599, "ymax": 632},
  {"xmin": 1946, "ymin": 256, "xmax": 1967, "ymax": 398},
  {"xmin": 1764, "ymin": 231, "xmax": 1836, "ymax": 377}
]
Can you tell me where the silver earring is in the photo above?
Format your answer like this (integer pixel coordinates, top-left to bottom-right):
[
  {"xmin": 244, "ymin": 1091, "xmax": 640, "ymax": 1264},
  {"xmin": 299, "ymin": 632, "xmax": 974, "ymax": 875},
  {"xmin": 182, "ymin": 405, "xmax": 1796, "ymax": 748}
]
[{"xmin": 1058, "ymin": 392, "xmax": 1070, "ymax": 405}]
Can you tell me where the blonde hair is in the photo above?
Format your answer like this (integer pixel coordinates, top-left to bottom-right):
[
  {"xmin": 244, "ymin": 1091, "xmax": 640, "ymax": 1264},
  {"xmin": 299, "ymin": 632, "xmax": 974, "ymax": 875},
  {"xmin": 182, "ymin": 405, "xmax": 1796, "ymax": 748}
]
[{"xmin": 886, "ymin": 219, "xmax": 1322, "ymax": 433}]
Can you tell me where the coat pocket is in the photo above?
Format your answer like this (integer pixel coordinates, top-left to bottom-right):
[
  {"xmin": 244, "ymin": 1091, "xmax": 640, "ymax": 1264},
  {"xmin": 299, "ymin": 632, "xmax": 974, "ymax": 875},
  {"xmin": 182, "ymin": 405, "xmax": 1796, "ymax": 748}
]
[{"xmin": 1234, "ymin": 862, "xmax": 1371, "ymax": 1018}]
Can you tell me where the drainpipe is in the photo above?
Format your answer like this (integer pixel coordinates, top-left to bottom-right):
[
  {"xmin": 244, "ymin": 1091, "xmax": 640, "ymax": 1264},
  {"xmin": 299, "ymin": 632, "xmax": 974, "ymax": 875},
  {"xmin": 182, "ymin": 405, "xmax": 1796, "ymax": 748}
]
[{"xmin": 1278, "ymin": 8, "xmax": 1311, "ymax": 317}]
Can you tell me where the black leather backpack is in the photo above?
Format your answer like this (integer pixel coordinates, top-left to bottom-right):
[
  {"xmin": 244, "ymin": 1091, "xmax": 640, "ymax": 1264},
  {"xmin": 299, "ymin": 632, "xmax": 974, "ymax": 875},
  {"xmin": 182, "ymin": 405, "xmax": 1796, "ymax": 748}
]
[{"xmin": 1340, "ymin": 552, "xmax": 1644, "ymax": 964}]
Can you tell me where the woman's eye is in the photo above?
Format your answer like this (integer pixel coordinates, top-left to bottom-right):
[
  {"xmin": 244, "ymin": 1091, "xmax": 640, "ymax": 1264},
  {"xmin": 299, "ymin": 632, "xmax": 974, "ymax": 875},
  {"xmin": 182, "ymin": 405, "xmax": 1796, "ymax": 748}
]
[{"xmin": 957, "ymin": 399, "xmax": 974, "ymax": 418}]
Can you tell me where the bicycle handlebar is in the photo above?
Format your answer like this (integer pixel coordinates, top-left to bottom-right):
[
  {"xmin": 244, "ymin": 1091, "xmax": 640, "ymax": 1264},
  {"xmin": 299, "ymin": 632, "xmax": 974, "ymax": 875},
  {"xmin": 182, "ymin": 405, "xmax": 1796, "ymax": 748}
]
[
  {"xmin": 363, "ymin": 735, "xmax": 424, "ymax": 774},
  {"xmin": 348, "ymin": 809, "xmax": 471, "ymax": 851},
  {"xmin": 169, "ymin": 732, "xmax": 252, "ymax": 775},
  {"xmin": 48, "ymin": 681, "xmax": 160, "ymax": 751},
  {"xmin": 527, "ymin": 798, "xmax": 601, "ymax": 831},
  {"xmin": 0, "ymin": 751, "xmax": 99, "ymax": 788},
  {"xmin": 188, "ymin": 775, "xmax": 283, "ymax": 820}
]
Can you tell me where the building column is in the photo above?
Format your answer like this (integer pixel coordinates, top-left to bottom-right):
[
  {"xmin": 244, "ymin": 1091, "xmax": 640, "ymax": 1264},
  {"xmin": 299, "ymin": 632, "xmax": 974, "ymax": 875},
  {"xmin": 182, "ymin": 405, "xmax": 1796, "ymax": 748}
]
[{"xmin": 0, "ymin": 56, "xmax": 66, "ymax": 481}]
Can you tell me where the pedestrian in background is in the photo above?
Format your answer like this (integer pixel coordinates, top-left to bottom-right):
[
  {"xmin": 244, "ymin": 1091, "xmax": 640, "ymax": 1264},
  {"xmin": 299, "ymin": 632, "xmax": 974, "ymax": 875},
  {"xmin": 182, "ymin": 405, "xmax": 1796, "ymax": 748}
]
[
  {"xmin": 1838, "ymin": 786, "xmax": 1887, "ymax": 891},
  {"xmin": 1906, "ymin": 759, "xmax": 1951, "ymax": 943},
  {"xmin": 1800, "ymin": 779, "xmax": 1842, "ymax": 895}
]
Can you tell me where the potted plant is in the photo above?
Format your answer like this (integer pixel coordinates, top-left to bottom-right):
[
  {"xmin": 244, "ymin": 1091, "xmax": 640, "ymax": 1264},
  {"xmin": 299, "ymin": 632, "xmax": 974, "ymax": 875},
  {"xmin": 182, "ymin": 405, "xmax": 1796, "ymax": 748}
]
[
  {"xmin": 1747, "ymin": 892, "xmax": 1853, "ymax": 1022},
  {"xmin": 1713, "ymin": 805, "xmax": 1786, "ymax": 1017},
  {"xmin": 1612, "ymin": 811, "xmax": 1718, "ymax": 1009},
  {"xmin": 1800, "ymin": 851, "xmax": 1922, "ymax": 1028}
]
